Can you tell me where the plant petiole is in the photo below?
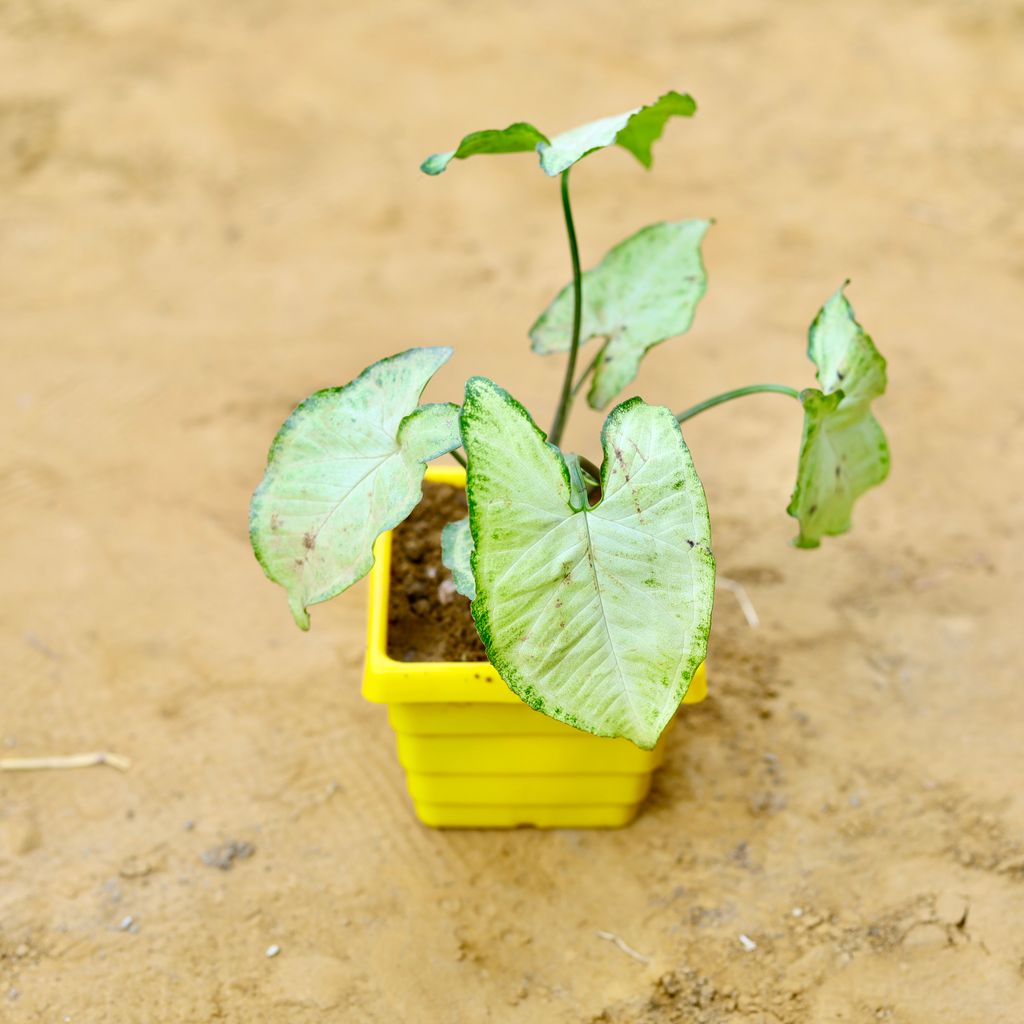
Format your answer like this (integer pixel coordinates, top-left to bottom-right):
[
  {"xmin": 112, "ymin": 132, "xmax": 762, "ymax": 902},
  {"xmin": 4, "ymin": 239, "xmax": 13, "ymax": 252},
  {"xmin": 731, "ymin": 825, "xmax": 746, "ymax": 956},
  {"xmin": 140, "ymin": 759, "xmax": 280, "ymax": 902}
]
[
  {"xmin": 571, "ymin": 351, "xmax": 599, "ymax": 398},
  {"xmin": 548, "ymin": 169, "xmax": 584, "ymax": 447},
  {"xmin": 675, "ymin": 384, "xmax": 800, "ymax": 424},
  {"xmin": 576, "ymin": 453, "xmax": 601, "ymax": 486}
]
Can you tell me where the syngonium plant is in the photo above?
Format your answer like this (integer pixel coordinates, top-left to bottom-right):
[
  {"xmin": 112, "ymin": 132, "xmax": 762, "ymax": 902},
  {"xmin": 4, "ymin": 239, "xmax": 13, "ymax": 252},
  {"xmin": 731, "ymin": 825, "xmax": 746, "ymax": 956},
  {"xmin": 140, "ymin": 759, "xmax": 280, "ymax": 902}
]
[{"xmin": 249, "ymin": 92, "xmax": 891, "ymax": 750}]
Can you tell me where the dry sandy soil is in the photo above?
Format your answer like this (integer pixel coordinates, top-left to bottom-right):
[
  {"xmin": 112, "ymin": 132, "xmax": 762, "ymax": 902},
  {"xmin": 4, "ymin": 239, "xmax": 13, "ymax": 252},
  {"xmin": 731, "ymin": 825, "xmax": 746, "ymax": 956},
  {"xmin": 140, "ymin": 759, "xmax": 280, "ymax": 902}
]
[{"xmin": 2, "ymin": 1, "xmax": 1023, "ymax": 1021}]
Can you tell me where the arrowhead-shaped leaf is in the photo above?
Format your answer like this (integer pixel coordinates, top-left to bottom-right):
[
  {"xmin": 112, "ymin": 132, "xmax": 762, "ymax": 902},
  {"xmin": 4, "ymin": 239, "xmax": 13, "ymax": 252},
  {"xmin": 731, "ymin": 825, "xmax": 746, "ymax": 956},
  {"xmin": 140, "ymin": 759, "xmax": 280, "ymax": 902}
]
[
  {"xmin": 249, "ymin": 347, "xmax": 460, "ymax": 628},
  {"xmin": 461, "ymin": 377, "xmax": 715, "ymax": 749},
  {"xmin": 530, "ymin": 221, "xmax": 710, "ymax": 409},
  {"xmin": 788, "ymin": 286, "xmax": 891, "ymax": 548},
  {"xmin": 420, "ymin": 91, "xmax": 696, "ymax": 178},
  {"xmin": 440, "ymin": 517, "xmax": 476, "ymax": 600}
]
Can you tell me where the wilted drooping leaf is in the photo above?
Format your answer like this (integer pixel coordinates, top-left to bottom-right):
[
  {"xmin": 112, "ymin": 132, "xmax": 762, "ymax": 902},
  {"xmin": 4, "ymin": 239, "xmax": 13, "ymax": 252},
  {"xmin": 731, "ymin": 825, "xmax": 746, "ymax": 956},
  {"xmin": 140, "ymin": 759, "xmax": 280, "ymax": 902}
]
[
  {"xmin": 440, "ymin": 516, "xmax": 476, "ymax": 600},
  {"xmin": 420, "ymin": 123, "xmax": 550, "ymax": 176},
  {"xmin": 250, "ymin": 348, "xmax": 461, "ymax": 628},
  {"xmin": 788, "ymin": 390, "xmax": 889, "ymax": 548},
  {"xmin": 788, "ymin": 286, "xmax": 890, "ymax": 548},
  {"xmin": 530, "ymin": 221, "xmax": 710, "ymax": 409},
  {"xmin": 420, "ymin": 91, "xmax": 696, "ymax": 178},
  {"xmin": 461, "ymin": 376, "xmax": 715, "ymax": 749}
]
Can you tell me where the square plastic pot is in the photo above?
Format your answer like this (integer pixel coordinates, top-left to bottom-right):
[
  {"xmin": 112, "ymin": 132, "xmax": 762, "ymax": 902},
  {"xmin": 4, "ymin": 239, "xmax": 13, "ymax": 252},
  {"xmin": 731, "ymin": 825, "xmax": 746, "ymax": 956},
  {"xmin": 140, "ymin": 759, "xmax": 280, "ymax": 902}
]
[{"xmin": 361, "ymin": 465, "xmax": 707, "ymax": 828}]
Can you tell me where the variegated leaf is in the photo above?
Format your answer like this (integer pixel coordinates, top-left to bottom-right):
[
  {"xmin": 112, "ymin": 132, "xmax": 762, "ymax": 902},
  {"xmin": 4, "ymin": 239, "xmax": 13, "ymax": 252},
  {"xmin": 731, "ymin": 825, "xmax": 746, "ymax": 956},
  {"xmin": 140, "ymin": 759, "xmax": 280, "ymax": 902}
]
[
  {"xmin": 462, "ymin": 376, "xmax": 715, "ymax": 749},
  {"xmin": 440, "ymin": 516, "xmax": 476, "ymax": 600},
  {"xmin": 788, "ymin": 286, "xmax": 890, "ymax": 547},
  {"xmin": 250, "ymin": 348, "xmax": 460, "ymax": 628},
  {"xmin": 421, "ymin": 91, "xmax": 696, "ymax": 178},
  {"xmin": 530, "ymin": 220, "xmax": 710, "ymax": 409}
]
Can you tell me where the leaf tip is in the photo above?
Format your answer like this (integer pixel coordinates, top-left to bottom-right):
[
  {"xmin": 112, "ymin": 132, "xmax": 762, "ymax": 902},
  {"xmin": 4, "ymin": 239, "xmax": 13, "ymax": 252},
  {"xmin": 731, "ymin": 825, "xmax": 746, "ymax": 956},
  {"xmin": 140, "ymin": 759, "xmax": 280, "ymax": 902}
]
[
  {"xmin": 462, "ymin": 374, "xmax": 493, "ymax": 401},
  {"xmin": 791, "ymin": 533, "xmax": 822, "ymax": 550},
  {"xmin": 626, "ymin": 723, "xmax": 662, "ymax": 751},
  {"xmin": 420, "ymin": 152, "xmax": 452, "ymax": 176},
  {"xmin": 289, "ymin": 596, "xmax": 311, "ymax": 631}
]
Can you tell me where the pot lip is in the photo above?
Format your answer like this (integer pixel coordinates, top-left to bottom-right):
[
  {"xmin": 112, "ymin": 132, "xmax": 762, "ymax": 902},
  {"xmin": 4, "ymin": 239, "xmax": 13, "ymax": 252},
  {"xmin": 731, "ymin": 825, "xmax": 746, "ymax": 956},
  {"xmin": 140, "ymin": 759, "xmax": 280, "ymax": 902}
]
[{"xmin": 362, "ymin": 464, "xmax": 518, "ymax": 704}]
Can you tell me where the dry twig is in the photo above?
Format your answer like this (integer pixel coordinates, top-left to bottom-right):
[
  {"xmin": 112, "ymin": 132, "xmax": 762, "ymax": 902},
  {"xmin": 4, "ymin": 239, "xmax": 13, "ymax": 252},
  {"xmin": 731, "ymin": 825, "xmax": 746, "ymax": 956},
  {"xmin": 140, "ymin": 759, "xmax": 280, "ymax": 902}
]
[
  {"xmin": 596, "ymin": 930, "xmax": 651, "ymax": 964},
  {"xmin": 716, "ymin": 576, "xmax": 760, "ymax": 628},
  {"xmin": 0, "ymin": 751, "xmax": 131, "ymax": 773}
]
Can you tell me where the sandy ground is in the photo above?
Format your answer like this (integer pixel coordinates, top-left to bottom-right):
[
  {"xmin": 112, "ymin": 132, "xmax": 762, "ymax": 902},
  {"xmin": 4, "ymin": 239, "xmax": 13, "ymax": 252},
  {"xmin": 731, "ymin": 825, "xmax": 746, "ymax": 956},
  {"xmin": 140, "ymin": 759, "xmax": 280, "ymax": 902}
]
[{"xmin": 2, "ymin": 0, "xmax": 1024, "ymax": 1020}]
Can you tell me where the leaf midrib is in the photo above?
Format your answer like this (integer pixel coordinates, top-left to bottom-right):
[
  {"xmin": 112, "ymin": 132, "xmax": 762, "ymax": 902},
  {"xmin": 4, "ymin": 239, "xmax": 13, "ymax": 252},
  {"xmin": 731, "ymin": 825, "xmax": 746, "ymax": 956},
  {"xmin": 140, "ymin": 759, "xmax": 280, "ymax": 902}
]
[
  {"xmin": 488, "ymin": 498, "xmax": 643, "ymax": 729},
  {"xmin": 578, "ymin": 508, "xmax": 641, "ymax": 729}
]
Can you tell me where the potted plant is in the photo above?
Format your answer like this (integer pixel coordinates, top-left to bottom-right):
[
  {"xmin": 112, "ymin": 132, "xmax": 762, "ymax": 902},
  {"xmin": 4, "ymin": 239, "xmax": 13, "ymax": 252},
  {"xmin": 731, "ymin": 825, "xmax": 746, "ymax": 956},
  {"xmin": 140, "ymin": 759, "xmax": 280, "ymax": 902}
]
[{"xmin": 249, "ymin": 92, "xmax": 890, "ymax": 828}]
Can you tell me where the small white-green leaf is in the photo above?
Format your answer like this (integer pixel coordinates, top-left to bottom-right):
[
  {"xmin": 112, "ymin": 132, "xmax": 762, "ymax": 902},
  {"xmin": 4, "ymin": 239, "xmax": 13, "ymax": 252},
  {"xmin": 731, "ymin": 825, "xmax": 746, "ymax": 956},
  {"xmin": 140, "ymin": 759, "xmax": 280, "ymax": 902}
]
[
  {"xmin": 420, "ymin": 91, "xmax": 695, "ymax": 178},
  {"xmin": 530, "ymin": 221, "xmax": 710, "ymax": 409},
  {"xmin": 462, "ymin": 377, "xmax": 715, "ymax": 749},
  {"xmin": 788, "ymin": 286, "xmax": 890, "ymax": 548},
  {"xmin": 538, "ymin": 91, "xmax": 697, "ymax": 177},
  {"xmin": 398, "ymin": 402, "xmax": 462, "ymax": 462},
  {"xmin": 441, "ymin": 517, "xmax": 476, "ymax": 600},
  {"xmin": 250, "ymin": 347, "xmax": 459, "ymax": 629}
]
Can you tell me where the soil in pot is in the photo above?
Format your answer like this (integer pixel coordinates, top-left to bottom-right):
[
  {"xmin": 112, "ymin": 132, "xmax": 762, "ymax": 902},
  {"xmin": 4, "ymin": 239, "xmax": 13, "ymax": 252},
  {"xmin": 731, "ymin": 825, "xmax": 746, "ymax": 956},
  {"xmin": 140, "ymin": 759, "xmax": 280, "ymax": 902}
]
[{"xmin": 387, "ymin": 482, "xmax": 487, "ymax": 663}]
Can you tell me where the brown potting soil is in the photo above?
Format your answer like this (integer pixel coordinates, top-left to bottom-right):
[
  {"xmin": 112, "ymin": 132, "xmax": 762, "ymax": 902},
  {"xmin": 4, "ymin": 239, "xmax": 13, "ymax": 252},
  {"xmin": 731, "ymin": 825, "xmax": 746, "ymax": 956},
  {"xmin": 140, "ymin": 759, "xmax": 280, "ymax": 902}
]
[{"xmin": 386, "ymin": 482, "xmax": 487, "ymax": 663}]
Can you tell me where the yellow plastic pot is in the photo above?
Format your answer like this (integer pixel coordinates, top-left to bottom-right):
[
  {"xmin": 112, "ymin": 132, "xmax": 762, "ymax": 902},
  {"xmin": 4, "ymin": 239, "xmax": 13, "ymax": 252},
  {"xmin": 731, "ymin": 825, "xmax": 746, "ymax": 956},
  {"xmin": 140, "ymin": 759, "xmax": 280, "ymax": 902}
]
[{"xmin": 362, "ymin": 465, "xmax": 707, "ymax": 829}]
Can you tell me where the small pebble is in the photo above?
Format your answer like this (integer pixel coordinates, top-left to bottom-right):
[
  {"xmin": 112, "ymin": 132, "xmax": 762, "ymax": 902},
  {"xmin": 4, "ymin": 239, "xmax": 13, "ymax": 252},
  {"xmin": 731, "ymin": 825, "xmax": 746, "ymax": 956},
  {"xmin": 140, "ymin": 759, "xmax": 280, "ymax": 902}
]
[
  {"xmin": 738, "ymin": 933, "xmax": 757, "ymax": 951},
  {"xmin": 265, "ymin": 944, "xmax": 281, "ymax": 958},
  {"xmin": 201, "ymin": 840, "xmax": 255, "ymax": 871},
  {"xmin": 791, "ymin": 907, "xmax": 803, "ymax": 918},
  {"xmin": 119, "ymin": 915, "xmax": 134, "ymax": 931}
]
